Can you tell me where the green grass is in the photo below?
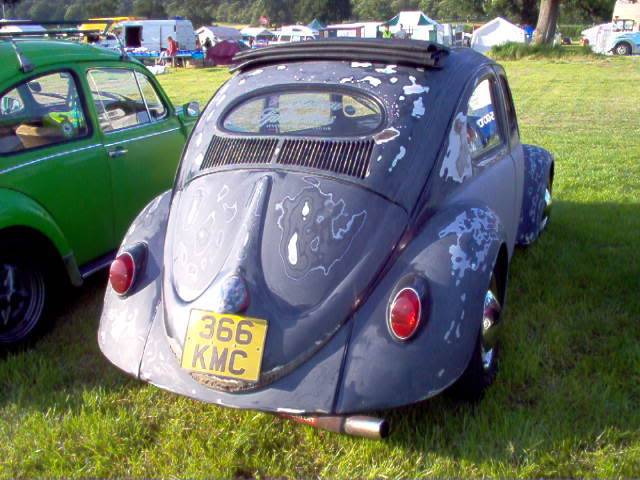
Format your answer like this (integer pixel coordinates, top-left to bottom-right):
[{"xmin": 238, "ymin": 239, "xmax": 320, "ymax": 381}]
[
  {"xmin": 2, "ymin": 57, "xmax": 640, "ymax": 477},
  {"xmin": 489, "ymin": 42, "xmax": 597, "ymax": 60}
]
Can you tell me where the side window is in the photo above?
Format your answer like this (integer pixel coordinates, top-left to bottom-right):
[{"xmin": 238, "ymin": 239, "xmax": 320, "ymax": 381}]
[
  {"xmin": 0, "ymin": 71, "xmax": 88, "ymax": 154},
  {"xmin": 465, "ymin": 78, "xmax": 503, "ymax": 158},
  {"xmin": 135, "ymin": 72, "xmax": 167, "ymax": 121},
  {"xmin": 87, "ymin": 68, "xmax": 150, "ymax": 132},
  {"xmin": 500, "ymin": 76, "xmax": 519, "ymax": 138}
]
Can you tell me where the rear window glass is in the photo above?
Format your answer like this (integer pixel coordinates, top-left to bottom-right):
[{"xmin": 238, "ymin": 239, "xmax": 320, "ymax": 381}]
[{"xmin": 222, "ymin": 91, "xmax": 383, "ymax": 136}]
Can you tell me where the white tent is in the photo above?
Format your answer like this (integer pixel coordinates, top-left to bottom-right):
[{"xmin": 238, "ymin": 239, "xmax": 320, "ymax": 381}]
[
  {"xmin": 386, "ymin": 11, "xmax": 440, "ymax": 41},
  {"xmin": 240, "ymin": 27, "xmax": 273, "ymax": 40},
  {"xmin": 471, "ymin": 17, "xmax": 526, "ymax": 53},
  {"xmin": 196, "ymin": 25, "xmax": 242, "ymax": 45}
]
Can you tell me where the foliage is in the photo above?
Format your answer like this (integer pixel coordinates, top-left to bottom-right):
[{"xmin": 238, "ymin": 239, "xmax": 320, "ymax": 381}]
[
  {"xmin": 0, "ymin": 0, "xmax": 618, "ymax": 27},
  {"xmin": 489, "ymin": 41, "xmax": 596, "ymax": 59},
  {"xmin": 1, "ymin": 55, "xmax": 640, "ymax": 478}
]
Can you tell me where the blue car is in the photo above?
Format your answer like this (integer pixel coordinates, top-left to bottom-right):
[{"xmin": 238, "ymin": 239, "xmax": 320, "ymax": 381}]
[{"xmin": 98, "ymin": 39, "xmax": 554, "ymax": 439}]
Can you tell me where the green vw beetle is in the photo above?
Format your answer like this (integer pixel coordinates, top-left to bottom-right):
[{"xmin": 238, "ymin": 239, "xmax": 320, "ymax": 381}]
[{"xmin": 0, "ymin": 38, "xmax": 199, "ymax": 348}]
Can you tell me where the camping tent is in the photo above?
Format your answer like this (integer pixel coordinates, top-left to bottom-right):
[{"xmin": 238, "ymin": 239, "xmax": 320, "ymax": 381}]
[
  {"xmin": 205, "ymin": 39, "xmax": 242, "ymax": 65},
  {"xmin": 240, "ymin": 26, "xmax": 274, "ymax": 45},
  {"xmin": 307, "ymin": 18, "xmax": 325, "ymax": 32},
  {"xmin": 384, "ymin": 11, "xmax": 443, "ymax": 42},
  {"xmin": 471, "ymin": 17, "xmax": 526, "ymax": 53},
  {"xmin": 196, "ymin": 25, "xmax": 242, "ymax": 46}
]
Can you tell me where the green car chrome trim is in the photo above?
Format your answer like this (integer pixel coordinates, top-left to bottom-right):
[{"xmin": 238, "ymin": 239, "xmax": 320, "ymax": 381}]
[
  {"xmin": 104, "ymin": 127, "xmax": 181, "ymax": 147},
  {"xmin": 0, "ymin": 144, "xmax": 102, "ymax": 175}
]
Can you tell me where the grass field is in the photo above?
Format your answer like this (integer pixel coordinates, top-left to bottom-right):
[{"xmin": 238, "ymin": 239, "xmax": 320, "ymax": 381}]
[{"xmin": 1, "ymin": 56, "xmax": 639, "ymax": 478}]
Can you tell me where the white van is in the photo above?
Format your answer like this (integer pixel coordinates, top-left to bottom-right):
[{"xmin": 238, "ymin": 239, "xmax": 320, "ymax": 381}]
[
  {"xmin": 270, "ymin": 25, "xmax": 318, "ymax": 44},
  {"xmin": 118, "ymin": 19, "xmax": 196, "ymax": 51}
]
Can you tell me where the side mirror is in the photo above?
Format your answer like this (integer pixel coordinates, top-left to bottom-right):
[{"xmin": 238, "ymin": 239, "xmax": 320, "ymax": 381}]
[{"xmin": 185, "ymin": 101, "xmax": 200, "ymax": 118}]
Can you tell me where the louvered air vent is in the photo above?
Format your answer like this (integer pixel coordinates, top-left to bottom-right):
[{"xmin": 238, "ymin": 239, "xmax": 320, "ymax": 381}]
[
  {"xmin": 200, "ymin": 136, "xmax": 375, "ymax": 180},
  {"xmin": 277, "ymin": 139, "xmax": 374, "ymax": 179},
  {"xmin": 200, "ymin": 136, "xmax": 278, "ymax": 170}
]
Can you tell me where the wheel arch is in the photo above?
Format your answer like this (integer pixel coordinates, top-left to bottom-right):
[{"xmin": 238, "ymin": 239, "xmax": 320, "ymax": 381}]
[
  {"xmin": 336, "ymin": 202, "xmax": 509, "ymax": 413},
  {"xmin": 494, "ymin": 242, "xmax": 509, "ymax": 306},
  {"xmin": 614, "ymin": 41, "xmax": 632, "ymax": 54},
  {"xmin": 0, "ymin": 189, "xmax": 81, "ymax": 286}
]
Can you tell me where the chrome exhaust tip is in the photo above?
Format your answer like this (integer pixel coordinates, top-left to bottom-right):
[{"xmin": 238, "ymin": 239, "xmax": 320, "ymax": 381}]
[
  {"xmin": 344, "ymin": 415, "xmax": 390, "ymax": 439},
  {"xmin": 279, "ymin": 414, "xmax": 390, "ymax": 439}
]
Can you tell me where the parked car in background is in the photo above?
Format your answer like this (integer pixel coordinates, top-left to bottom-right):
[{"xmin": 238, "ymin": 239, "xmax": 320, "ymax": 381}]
[
  {"xmin": 0, "ymin": 36, "xmax": 200, "ymax": 348},
  {"xmin": 99, "ymin": 39, "xmax": 554, "ymax": 439}
]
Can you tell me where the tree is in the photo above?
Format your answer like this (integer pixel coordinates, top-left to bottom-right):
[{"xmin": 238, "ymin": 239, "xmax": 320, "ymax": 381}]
[
  {"xmin": 132, "ymin": 0, "xmax": 165, "ymax": 18},
  {"xmin": 164, "ymin": 0, "xmax": 213, "ymax": 28},
  {"xmin": 352, "ymin": 0, "xmax": 395, "ymax": 21},
  {"xmin": 1, "ymin": 0, "xmax": 22, "ymax": 18},
  {"xmin": 534, "ymin": 0, "xmax": 560, "ymax": 44}
]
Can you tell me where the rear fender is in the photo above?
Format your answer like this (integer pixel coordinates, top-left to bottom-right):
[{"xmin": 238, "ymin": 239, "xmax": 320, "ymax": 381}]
[
  {"xmin": 0, "ymin": 188, "xmax": 79, "ymax": 284},
  {"xmin": 336, "ymin": 203, "xmax": 507, "ymax": 413},
  {"xmin": 516, "ymin": 144, "xmax": 554, "ymax": 245},
  {"xmin": 98, "ymin": 191, "xmax": 171, "ymax": 377}
]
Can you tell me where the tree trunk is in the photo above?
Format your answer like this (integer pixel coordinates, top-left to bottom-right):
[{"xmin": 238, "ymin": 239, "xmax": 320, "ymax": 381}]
[{"xmin": 534, "ymin": 0, "xmax": 561, "ymax": 45}]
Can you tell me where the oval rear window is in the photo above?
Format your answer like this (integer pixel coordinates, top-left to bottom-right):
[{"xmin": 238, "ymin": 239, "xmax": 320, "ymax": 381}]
[{"xmin": 222, "ymin": 91, "xmax": 383, "ymax": 137}]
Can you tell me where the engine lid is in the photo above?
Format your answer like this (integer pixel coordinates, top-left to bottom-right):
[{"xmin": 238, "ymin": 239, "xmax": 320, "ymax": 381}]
[{"xmin": 163, "ymin": 170, "xmax": 408, "ymax": 388}]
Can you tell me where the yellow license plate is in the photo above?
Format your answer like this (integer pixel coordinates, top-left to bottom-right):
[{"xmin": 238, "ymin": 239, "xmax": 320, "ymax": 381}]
[{"xmin": 181, "ymin": 310, "xmax": 268, "ymax": 382}]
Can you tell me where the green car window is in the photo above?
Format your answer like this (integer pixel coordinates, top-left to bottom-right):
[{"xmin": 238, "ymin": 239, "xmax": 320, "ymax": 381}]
[
  {"xmin": 87, "ymin": 68, "xmax": 151, "ymax": 132},
  {"xmin": 0, "ymin": 71, "xmax": 88, "ymax": 155},
  {"xmin": 135, "ymin": 72, "xmax": 167, "ymax": 121}
]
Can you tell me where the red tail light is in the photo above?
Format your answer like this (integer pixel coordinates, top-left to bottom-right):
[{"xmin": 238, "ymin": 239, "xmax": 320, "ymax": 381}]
[
  {"xmin": 388, "ymin": 287, "xmax": 422, "ymax": 340},
  {"xmin": 109, "ymin": 252, "xmax": 136, "ymax": 295}
]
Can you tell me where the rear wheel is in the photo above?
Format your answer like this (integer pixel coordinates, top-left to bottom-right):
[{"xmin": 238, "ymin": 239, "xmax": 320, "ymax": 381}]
[
  {"xmin": 615, "ymin": 42, "xmax": 632, "ymax": 56},
  {"xmin": 0, "ymin": 249, "xmax": 50, "ymax": 349},
  {"xmin": 449, "ymin": 273, "xmax": 502, "ymax": 402}
]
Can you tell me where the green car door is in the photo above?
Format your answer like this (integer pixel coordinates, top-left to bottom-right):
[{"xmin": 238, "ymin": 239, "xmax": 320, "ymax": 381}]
[
  {"xmin": 0, "ymin": 69, "xmax": 116, "ymax": 265},
  {"xmin": 85, "ymin": 66, "xmax": 186, "ymax": 240}
]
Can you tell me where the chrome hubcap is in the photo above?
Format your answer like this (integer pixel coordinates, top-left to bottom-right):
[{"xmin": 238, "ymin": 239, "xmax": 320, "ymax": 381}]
[
  {"xmin": 481, "ymin": 285, "xmax": 501, "ymax": 372},
  {"xmin": 540, "ymin": 186, "xmax": 552, "ymax": 232}
]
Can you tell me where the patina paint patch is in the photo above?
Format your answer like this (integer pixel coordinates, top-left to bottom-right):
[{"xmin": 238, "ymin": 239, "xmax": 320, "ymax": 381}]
[
  {"xmin": 388, "ymin": 146, "xmax": 406, "ymax": 172},
  {"xmin": 275, "ymin": 177, "xmax": 367, "ymax": 280},
  {"xmin": 438, "ymin": 207, "xmax": 500, "ymax": 286},
  {"xmin": 373, "ymin": 127, "xmax": 400, "ymax": 145},
  {"xmin": 403, "ymin": 76, "xmax": 430, "ymax": 95},
  {"xmin": 440, "ymin": 112, "xmax": 472, "ymax": 183}
]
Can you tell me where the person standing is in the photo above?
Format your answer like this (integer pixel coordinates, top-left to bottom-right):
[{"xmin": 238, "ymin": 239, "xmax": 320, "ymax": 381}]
[
  {"xmin": 166, "ymin": 35, "xmax": 179, "ymax": 66},
  {"xmin": 395, "ymin": 24, "xmax": 407, "ymax": 39},
  {"xmin": 383, "ymin": 24, "xmax": 393, "ymax": 39}
]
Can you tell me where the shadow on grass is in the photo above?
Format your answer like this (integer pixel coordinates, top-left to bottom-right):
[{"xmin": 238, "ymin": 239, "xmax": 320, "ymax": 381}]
[
  {"xmin": 1, "ymin": 200, "xmax": 639, "ymax": 465},
  {"xmin": 0, "ymin": 272, "xmax": 141, "ymax": 412}
]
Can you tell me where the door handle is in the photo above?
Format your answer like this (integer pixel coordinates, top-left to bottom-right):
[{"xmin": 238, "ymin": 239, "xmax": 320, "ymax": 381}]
[{"xmin": 108, "ymin": 147, "xmax": 128, "ymax": 158}]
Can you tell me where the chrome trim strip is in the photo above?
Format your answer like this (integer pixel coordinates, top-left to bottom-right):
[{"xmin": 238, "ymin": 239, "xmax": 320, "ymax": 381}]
[
  {"xmin": 0, "ymin": 144, "xmax": 102, "ymax": 175},
  {"xmin": 104, "ymin": 127, "xmax": 181, "ymax": 147}
]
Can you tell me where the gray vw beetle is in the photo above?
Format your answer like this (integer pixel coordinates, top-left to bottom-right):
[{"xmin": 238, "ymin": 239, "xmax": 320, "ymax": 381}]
[{"xmin": 98, "ymin": 39, "xmax": 554, "ymax": 439}]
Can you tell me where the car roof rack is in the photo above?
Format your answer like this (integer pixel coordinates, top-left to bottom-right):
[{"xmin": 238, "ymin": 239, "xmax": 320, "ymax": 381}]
[
  {"xmin": 0, "ymin": 19, "xmax": 129, "ymax": 62},
  {"xmin": 231, "ymin": 38, "xmax": 449, "ymax": 73}
]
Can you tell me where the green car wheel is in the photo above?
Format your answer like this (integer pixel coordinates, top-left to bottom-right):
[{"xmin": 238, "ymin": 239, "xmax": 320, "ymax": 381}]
[{"xmin": 0, "ymin": 249, "xmax": 49, "ymax": 348}]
